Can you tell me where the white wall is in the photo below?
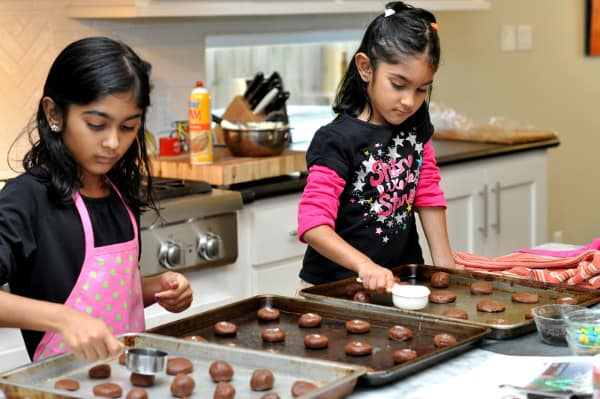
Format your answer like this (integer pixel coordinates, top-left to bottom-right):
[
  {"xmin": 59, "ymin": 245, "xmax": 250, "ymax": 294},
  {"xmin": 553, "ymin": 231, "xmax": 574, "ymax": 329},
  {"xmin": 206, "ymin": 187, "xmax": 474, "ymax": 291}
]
[{"xmin": 432, "ymin": 0, "xmax": 600, "ymax": 245}]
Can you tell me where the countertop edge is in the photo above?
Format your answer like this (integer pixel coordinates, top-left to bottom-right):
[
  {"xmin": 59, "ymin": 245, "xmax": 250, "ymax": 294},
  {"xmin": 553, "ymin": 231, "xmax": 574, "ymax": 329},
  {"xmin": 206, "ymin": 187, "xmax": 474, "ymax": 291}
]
[
  {"xmin": 233, "ymin": 138, "xmax": 560, "ymax": 203},
  {"xmin": 435, "ymin": 137, "xmax": 560, "ymax": 166}
]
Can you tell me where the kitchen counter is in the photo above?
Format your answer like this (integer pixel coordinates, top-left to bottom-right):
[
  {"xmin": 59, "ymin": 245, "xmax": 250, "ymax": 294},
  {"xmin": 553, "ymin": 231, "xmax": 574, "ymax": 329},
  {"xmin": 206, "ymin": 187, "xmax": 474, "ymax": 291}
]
[{"xmin": 230, "ymin": 136, "xmax": 559, "ymax": 203}]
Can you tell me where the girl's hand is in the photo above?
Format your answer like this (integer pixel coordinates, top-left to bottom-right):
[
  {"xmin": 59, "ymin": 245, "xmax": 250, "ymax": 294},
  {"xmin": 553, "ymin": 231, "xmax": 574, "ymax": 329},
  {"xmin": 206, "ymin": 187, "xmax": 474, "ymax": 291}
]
[
  {"xmin": 356, "ymin": 262, "xmax": 395, "ymax": 293},
  {"xmin": 58, "ymin": 306, "xmax": 123, "ymax": 361},
  {"xmin": 153, "ymin": 271, "xmax": 193, "ymax": 313}
]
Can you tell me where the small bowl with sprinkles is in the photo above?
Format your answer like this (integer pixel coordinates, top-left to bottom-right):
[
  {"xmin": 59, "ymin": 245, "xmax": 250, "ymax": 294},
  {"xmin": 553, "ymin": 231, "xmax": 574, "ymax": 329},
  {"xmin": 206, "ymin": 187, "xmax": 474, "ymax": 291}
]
[
  {"xmin": 532, "ymin": 304, "xmax": 583, "ymax": 346},
  {"xmin": 564, "ymin": 308, "xmax": 600, "ymax": 355}
]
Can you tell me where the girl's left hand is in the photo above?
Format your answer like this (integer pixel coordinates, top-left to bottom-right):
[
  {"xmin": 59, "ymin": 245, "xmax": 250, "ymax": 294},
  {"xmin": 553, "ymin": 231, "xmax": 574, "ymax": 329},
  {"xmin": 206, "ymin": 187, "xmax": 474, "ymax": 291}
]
[{"xmin": 154, "ymin": 271, "xmax": 193, "ymax": 313}]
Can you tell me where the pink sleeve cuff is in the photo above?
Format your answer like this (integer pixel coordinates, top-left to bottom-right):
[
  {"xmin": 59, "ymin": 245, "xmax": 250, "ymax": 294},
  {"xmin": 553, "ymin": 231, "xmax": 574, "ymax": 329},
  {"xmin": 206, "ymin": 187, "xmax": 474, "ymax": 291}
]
[
  {"xmin": 297, "ymin": 165, "xmax": 346, "ymax": 243},
  {"xmin": 414, "ymin": 141, "xmax": 447, "ymax": 209}
]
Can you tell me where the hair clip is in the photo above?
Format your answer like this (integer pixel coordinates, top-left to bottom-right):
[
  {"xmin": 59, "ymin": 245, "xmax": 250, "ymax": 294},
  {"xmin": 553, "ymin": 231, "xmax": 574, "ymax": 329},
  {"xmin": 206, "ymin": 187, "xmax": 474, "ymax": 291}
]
[
  {"xmin": 384, "ymin": 8, "xmax": 396, "ymax": 18},
  {"xmin": 430, "ymin": 22, "xmax": 439, "ymax": 32}
]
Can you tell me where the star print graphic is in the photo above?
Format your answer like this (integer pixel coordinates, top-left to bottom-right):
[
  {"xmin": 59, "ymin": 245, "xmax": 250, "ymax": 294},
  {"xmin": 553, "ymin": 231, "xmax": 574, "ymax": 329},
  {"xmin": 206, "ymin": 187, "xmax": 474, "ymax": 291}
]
[{"xmin": 349, "ymin": 127, "xmax": 424, "ymax": 243}]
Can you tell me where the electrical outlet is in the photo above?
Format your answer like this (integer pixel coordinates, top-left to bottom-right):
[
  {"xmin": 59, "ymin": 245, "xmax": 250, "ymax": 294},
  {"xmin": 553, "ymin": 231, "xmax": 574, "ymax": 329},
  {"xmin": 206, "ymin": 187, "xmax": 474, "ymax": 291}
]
[
  {"xmin": 516, "ymin": 24, "xmax": 533, "ymax": 50},
  {"xmin": 500, "ymin": 25, "xmax": 516, "ymax": 52}
]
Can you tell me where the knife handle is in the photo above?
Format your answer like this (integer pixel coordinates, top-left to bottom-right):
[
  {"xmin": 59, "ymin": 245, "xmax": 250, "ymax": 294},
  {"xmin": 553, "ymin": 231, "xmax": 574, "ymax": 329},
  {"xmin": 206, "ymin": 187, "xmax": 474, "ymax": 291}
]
[
  {"xmin": 265, "ymin": 91, "xmax": 290, "ymax": 114},
  {"xmin": 243, "ymin": 72, "xmax": 264, "ymax": 99}
]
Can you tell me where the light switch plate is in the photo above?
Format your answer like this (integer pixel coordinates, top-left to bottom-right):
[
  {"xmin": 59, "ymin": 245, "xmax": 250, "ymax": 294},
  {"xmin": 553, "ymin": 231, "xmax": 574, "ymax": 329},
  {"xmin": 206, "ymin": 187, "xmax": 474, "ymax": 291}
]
[
  {"xmin": 500, "ymin": 25, "xmax": 516, "ymax": 52},
  {"xmin": 516, "ymin": 24, "xmax": 533, "ymax": 50}
]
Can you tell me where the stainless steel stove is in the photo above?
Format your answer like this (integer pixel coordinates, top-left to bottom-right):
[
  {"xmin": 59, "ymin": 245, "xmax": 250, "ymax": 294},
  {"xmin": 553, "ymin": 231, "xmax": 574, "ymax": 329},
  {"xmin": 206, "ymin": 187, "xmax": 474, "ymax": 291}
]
[{"xmin": 139, "ymin": 178, "xmax": 242, "ymax": 276}]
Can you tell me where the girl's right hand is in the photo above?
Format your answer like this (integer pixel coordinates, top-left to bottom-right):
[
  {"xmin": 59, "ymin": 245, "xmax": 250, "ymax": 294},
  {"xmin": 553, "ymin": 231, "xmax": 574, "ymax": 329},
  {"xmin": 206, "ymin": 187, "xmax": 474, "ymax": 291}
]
[
  {"xmin": 356, "ymin": 262, "xmax": 396, "ymax": 293},
  {"xmin": 58, "ymin": 306, "xmax": 123, "ymax": 361}
]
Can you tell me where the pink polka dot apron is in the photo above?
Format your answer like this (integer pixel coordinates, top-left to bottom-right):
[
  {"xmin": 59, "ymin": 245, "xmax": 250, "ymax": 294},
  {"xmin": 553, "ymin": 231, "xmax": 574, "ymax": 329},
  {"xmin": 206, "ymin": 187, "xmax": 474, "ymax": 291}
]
[{"xmin": 33, "ymin": 185, "xmax": 145, "ymax": 361}]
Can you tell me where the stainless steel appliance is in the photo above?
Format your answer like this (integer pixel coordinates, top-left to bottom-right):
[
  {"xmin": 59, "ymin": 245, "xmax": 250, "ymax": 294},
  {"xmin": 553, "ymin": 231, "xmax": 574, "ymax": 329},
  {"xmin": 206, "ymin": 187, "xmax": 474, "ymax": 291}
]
[{"xmin": 139, "ymin": 178, "xmax": 242, "ymax": 276}]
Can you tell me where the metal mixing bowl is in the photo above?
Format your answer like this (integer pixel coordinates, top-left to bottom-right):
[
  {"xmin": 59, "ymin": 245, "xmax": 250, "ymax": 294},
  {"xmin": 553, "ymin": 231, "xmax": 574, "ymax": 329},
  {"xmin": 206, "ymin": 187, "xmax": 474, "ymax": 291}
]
[{"xmin": 222, "ymin": 121, "xmax": 290, "ymax": 157}]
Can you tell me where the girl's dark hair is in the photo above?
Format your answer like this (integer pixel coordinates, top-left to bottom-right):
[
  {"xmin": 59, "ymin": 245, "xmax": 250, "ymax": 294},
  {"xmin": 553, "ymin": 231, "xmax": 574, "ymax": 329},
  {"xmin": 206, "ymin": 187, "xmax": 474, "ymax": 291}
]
[
  {"xmin": 333, "ymin": 1, "xmax": 441, "ymax": 117},
  {"xmin": 19, "ymin": 36, "xmax": 154, "ymax": 213}
]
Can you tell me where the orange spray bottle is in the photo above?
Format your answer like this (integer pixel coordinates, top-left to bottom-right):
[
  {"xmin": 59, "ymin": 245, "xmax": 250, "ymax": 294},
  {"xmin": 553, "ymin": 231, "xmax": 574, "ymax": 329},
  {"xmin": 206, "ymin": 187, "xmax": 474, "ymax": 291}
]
[{"xmin": 188, "ymin": 81, "xmax": 213, "ymax": 164}]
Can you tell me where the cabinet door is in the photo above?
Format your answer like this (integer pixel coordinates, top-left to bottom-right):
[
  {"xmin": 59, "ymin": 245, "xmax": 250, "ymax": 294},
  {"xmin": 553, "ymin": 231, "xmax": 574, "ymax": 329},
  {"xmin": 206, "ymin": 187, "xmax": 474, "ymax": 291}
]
[
  {"xmin": 417, "ymin": 162, "xmax": 486, "ymax": 264},
  {"xmin": 252, "ymin": 257, "xmax": 304, "ymax": 296},
  {"xmin": 485, "ymin": 151, "xmax": 547, "ymax": 257},
  {"xmin": 238, "ymin": 193, "xmax": 307, "ymax": 297},
  {"xmin": 419, "ymin": 150, "xmax": 547, "ymax": 261},
  {"xmin": 0, "ymin": 329, "xmax": 29, "ymax": 373}
]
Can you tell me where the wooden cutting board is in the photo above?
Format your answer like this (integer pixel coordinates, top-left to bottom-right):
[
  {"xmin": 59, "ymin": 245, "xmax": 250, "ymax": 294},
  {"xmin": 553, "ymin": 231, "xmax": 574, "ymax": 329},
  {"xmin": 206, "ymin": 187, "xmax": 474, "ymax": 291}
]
[
  {"xmin": 150, "ymin": 146, "xmax": 307, "ymax": 186},
  {"xmin": 433, "ymin": 128, "xmax": 557, "ymax": 144}
]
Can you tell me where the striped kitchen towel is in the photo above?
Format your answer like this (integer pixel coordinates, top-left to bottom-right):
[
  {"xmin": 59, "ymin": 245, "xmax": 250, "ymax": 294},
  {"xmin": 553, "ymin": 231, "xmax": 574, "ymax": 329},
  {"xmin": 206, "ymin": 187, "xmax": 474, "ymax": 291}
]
[
  {"xmin": 517, "ymin": 237, "xmax": 600, "ymax": 258},
  {"xmin": 454, "ymin": 249, "xmax": 600, "ymax": 289}
]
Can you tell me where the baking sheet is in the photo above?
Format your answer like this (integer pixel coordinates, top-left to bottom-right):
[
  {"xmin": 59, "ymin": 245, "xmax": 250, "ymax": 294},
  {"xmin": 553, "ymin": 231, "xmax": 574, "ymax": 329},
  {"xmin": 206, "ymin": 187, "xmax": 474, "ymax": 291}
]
[
  {"xmin": 0, "ymin": 333, "xmax": 365, "ymax": 399},
  {"xmin": 299, "ymin": 264, "xmax": 600, "ymax": 340},
  {"xmin": 148, "ymin": 295, "xmax": 491, "ymax": 386}
]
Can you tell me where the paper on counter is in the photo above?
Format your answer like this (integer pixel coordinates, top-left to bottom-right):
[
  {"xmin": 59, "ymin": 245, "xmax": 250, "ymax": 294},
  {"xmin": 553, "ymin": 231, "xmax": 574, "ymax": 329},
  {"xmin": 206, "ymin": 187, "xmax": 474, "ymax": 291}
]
[{"xmin": 349, "ymin": 349, "xmax": 593, "ymax": 399}]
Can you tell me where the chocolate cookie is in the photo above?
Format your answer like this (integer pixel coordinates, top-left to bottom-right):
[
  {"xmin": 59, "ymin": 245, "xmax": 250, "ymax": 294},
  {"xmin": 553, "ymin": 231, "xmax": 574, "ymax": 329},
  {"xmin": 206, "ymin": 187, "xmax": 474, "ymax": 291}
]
[
  {"xmin": 345, "ymin": 341, "xmax": 373, "ymax": 356},
  {"xmin": 214, "ymin": 321, "xmax": 238, "ymax": 336},
  {"xmin": 89, "ymin": 364, "xmax": 111, "ymax": 379},
  {"xmin": 250, "ymin": 369, "xmax": 275, "ymax": 391},
  {"xmin": 388, "ymin": 325, "xmax": 413, "ymax": 341},
  {"xmin": 54, "ymin": 379, "xmax": 80, "ymax": 391},
  {"xmin": 304, "ymin": 334, "xmax": 329, "ymax": 349},
  {"xmin": 261, "ymin": 328, "xmax": 286, "ymax": 342},
  {"xmin": 118, "ymin": 352, "xmax": 126, "ymax": 365},
  {"xmin": 556, "ymin": 296, "xmax": 578, "ymax": 305},
  {"xmin": 130, "ymin": 373, "xmax": 155, "ymax": 387},
  {"xmin": 429, "ymin": 290, "xmax": 457, "ymax": 304},
  {"xmin": 183, "ymin": 335, "xmax": 207, "ymax": 342},
  {"xmin": 346, "ymin": 319, "xmax": 371, "ymax": 334},
  {"xmin": 443, "ymin": 308, "xmax": 469, "ymax": 320},
  {"xmin": 430, "ymin": 272, "xmax": 450, "ymax": 288},
  {"xmin": 126, "ymin": 388, "xmax": 148, "ymax": 399},
  {"xmin": 257, "ymin": 307, "xmax": 280, "ymax": 321},
  {"xmin": 261, "ymin": 393, "xmax": 281, "ymax": 399},
  {"xmin": 167, "ymin": 357, "xmax": 194, "ymax": 375},
  {"xmin": 214, "ymin": 381, "xmax": 236, "ymax": 399},
  {"xmin": 93, "ymin": 382, "xmax": 122, "ymax": 398},
  {"xmin": 392, "ymin": 348, "xmax": 418, "ymax": 363},
  {"xmin": 298, "ymin": 313, "xmax": 322, "ymax": 328},
  {"xmin": 525, "ymin": 308, "xmax": 534, "ymax": 320},
  {"xmin": 353, "ymin": 291, "xmax": 372, "ymax": 303},
  {"xmin": 291, "ymin": 381, "xmax": 319, "ymax": 397},
  {"xmin": 470, "ymin": 281, "xmax": 493, "ymax": 295},
  {"xmin": 476, "ymin": 300, "xmax": 506, "ymax": 313},
  {"xmin": 170, "ymin": 373, "xmax": 195, "ymax": 397},
  {"xmin": 512, "ymin": 292, "xmax": 540, "ymax": 304},
  {"xmin": 209, "ymin": 360, "xmax": 234, "ymax": 382},
  {"xmin": 344, "ymin": 282, "xmax": 364, "ymax": 297},
  {"xmin": 487, "ymin": 318, "xmax": 510, "ymax": 325},
  {"xmin": 433, "ymin": 333, "xmax": 457, "ymax": 348}
]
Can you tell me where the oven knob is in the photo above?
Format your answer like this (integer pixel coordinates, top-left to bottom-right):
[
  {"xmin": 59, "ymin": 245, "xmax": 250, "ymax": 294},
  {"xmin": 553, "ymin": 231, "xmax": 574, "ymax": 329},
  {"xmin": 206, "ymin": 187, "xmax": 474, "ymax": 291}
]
[
  {"xmin": 158, "ymin": 240, "xmax": 183, "ymax": 269},
  {"xmin": 197, "ymin": 232, "xmax": 223, "ymax": 261}
]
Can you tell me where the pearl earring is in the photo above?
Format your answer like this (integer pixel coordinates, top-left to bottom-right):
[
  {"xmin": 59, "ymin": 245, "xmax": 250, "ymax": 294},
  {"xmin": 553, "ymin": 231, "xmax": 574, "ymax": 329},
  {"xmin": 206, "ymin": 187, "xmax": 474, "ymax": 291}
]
[{"xmin": 50, "ymin": 124, "xmax": 60, "ymax": 132}]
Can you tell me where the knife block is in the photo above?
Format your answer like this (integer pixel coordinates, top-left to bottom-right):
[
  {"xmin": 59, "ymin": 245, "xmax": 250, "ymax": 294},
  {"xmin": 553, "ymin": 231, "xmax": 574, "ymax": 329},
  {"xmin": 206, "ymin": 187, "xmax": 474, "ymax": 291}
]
[{"xmin": 214, "ymin": 96, "xmax": 264, "ymax": 145}]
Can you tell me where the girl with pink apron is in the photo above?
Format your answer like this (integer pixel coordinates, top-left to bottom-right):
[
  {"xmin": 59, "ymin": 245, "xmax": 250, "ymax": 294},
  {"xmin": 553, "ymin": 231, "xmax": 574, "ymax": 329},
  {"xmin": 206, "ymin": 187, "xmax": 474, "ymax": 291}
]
[{"xmin": 33, "ymin": 185, "xmax": 145, "ymax": 361}]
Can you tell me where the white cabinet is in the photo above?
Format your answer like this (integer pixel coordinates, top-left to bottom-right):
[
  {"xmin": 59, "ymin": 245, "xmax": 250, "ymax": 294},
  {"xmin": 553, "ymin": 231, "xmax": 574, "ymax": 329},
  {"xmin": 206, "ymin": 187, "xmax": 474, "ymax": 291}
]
[
  {"xmin": 417, "ymin": 149, "xmax": 548, "ymax": 263},
  {"xmin": 0, "ymin": 328, "xmax": 29, "ymax": 374},
  {"xmin": 237, "ymin": 193, "xmax": 306, "ymax": 297},
  {"xmin": 67, "ymin": 0, "xmax": 490, "ymax": 18}
]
